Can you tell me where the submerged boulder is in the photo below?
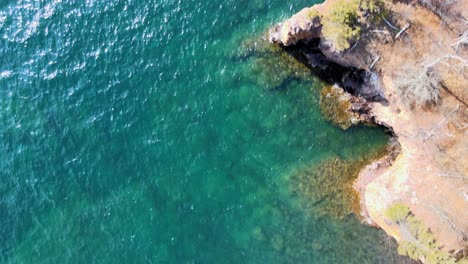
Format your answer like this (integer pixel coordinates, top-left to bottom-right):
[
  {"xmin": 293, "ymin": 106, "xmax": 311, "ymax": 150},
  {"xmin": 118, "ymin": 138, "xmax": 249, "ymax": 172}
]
[
  {"xmin": 319, "ymin": 85, "xmax": 371, "ymax": 130},
  {"xmin": 290, "ymin": 157, "xmax": 363, "ymax": 219},
  {"xmin": 233, "ymin": 34, "xmax": 315, "ymax": 90}
]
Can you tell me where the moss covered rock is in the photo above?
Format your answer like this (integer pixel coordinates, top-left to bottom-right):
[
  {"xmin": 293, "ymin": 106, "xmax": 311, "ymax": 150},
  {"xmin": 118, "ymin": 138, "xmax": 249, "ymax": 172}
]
[
  {"xmin": 291, "ymin": 158, "xmax": 365, "ymax": 219},
  {"xmin": 319, "ymin": 85, "xmax": 360, "ymax": 130}
]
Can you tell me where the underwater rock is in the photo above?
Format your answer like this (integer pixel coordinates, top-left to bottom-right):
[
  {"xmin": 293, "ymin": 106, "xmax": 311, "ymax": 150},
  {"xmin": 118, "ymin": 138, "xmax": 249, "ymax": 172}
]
[
  {"xmin": 289, "ymin": 142, "xmax": 389, "ymax": 220},
  {"xmin": 252, "ymin": 226, "xmax": 266, "ymax": 241},
  {"xmin": 248, "ymin": 50, "xmax": 313, "ymax": 90},
  {"xmin": 290, "ymin": 158, "xmax": 364, "ymax": 219},
  {"xmin": 319, "ymin": 85, "xmax": 371, "ymax": 130},
  {"xmin": 271, "ymin": 234, "xmax": 284, "ymax": 251},
  {"xmin": 319, "ymin": 85, "xmax": 355, "ymax": 130},
  {"xmin": 271, "ymin": 0, "xmax": 468, "ymax": 260},
  {"xmin": 311, "ymin": 240, "xmax": 323, "ymax": 251},
  {"xmin": 233, "ymin": 34, "xmax": 315, "ymax": 90},
  {"xmin": 233, "ymin": 34, "xmax": 279, "ymax": 60}
]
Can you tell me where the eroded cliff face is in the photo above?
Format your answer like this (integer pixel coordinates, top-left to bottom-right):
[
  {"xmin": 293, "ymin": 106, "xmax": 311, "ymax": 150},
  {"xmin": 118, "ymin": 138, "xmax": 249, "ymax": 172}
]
[{"xmin": 269, "ymin": 0, "xmax": 468, "ymax": 262}]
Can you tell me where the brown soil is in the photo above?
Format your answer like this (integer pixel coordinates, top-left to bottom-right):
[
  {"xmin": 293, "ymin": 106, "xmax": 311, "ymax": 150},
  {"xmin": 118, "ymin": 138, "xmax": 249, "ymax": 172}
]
[{"xmin": 350, "ymin": 1, "xmax": 468, "ymax": 257}]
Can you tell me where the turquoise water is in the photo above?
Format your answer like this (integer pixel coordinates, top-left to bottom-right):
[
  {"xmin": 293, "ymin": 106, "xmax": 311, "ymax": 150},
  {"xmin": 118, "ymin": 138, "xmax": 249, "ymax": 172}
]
[{"xmin": 0, "ymin": 1, "xmax": 410, "ymax": 263}]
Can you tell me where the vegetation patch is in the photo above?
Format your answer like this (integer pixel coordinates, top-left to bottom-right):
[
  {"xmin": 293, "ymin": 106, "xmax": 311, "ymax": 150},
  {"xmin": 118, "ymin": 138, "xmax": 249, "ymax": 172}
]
[
  {"xmin": 385, "ymin": 203, "xmax": 460, "ymax": 264},
  {"xmin": 305, "ymin": 8, "xmax": 322, "ymax": 22},
  {"xmin": 322, "ymin": 0, "xmax": 361, "ymax": 51},
  {"xmin": 322, "ymin": 0, "xmax": 386, "ymax": 51}
]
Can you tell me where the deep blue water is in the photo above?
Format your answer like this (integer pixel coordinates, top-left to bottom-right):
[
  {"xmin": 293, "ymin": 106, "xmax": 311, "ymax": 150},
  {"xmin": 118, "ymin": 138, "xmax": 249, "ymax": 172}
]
[{"xmin": 0, "ymin": 1, "xmax": 409, "ymax": 263}]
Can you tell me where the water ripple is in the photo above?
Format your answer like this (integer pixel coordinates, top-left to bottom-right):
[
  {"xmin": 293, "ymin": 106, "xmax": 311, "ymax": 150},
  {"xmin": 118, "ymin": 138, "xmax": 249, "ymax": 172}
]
[{"xmin": 0, "ymin": 1, "xmax": 410, "ymax": 263}]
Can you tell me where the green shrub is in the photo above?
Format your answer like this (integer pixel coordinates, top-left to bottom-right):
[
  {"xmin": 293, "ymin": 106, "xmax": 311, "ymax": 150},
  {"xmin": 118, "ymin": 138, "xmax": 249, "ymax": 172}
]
[
  {"xmin": 397, "ymin": 241, "xmax": 420, "ymax": 260},
  {"xmin": 385, "ymin": 203, "xmax": 457, "ymax": 264},
  {"xmin": 385, "ymin": 203, "xmax": 410, "ymax": 223},
  {"xmin": 322, "ymin": 0, "xmax": 361, "ymax": 51},
  {"xmin": 359, "ymin": 0, "xmax": 385, "ymax": 14},
  {"xmin": 321, "ymin": 0, "xmax": 386, "ymax": 51},
  {"xmin": 305, "ymin": 8, "xmax": 322, "ymax": 21}
]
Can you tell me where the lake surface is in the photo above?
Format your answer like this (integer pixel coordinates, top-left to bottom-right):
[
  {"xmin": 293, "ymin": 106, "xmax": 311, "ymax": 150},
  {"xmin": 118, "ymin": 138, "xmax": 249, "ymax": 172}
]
[{"xmin": 0, "ymin": 1, "xmax": 410, "ymax": 263}]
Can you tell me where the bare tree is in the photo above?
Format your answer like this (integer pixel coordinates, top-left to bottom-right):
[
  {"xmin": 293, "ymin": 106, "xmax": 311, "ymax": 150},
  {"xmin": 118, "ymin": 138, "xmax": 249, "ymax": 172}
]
[
  {"xmin": 394, "ymin": 25, "xmax": 467, "ymax": 108},
  {"xmin": 425, "ymin": 55, "xmax": 468, "ymax": 75},
  {"xmin": 394, "ymin": 64, "xmax": 441, "ymax": 107},
  {"xmin": 451, "ymin": 30, "xmax": 468, "ymax": 49},
  {"xmin": 417, "ymin": 0, "xmax": 460, "ymax": 21}
]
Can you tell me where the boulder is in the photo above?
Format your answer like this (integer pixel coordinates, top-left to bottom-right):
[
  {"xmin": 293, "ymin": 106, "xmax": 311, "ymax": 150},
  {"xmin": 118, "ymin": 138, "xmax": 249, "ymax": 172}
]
[{"xmin": 269, "ymin": 7, "xmax": 322, "ymax": 46}]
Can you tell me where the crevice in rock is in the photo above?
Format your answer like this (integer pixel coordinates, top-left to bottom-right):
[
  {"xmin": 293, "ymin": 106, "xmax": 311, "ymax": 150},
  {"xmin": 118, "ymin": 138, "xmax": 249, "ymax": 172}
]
[{"xmin": 279, "ymin": 39, "xmax": 388, "ymax": 104}]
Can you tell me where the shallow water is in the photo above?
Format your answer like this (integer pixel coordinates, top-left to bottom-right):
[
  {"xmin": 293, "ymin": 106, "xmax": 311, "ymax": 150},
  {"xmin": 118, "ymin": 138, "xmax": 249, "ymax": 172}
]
[{"xmin": 1, "ymin": 1, "xmax": 409, "ymax": 263}]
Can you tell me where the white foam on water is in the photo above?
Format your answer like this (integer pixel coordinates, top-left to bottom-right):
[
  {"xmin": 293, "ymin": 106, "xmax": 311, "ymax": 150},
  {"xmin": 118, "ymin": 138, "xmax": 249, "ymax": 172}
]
[
  {"xmin": 1, "ymin": 0, "xmax": 62, "ymax": 43},
  {"xmin": 0, "ymin": 70, "xmax": 13, "ymax": 79}
]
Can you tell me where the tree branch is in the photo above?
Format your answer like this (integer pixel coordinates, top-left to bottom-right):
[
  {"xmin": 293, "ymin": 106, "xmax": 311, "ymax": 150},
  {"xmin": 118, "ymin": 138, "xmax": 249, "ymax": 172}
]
[
  {"xmin": 395, "ymin": 23, "xmax": 411, "ymax": 39},
  {"xmin": 369, "ymin": 56, "xmax": 381, "ymax": 70}
]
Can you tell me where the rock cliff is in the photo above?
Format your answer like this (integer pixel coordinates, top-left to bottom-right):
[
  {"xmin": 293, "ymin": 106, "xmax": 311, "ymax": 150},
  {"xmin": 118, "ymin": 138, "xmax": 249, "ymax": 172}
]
[{"xmin": 269, "ymin": 0, "xmax": 468, "ymax": 262}]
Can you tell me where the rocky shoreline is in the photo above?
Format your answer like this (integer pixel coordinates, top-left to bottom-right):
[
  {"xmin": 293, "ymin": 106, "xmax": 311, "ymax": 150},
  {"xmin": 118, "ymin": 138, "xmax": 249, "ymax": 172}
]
[{"xmin": 268, "ymin": 0, "xmax": 468, "ymax": 263}]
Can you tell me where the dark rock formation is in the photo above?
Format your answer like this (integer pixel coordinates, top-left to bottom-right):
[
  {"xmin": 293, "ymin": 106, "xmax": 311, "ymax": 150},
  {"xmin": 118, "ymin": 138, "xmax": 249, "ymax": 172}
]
[
  {"xmin": 281, "ymin": 39, "xmax": 387, "ymax": 103},
  {"xmin": 268, "ymin": 8, "xmax": 387, "ymax": 104}
]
